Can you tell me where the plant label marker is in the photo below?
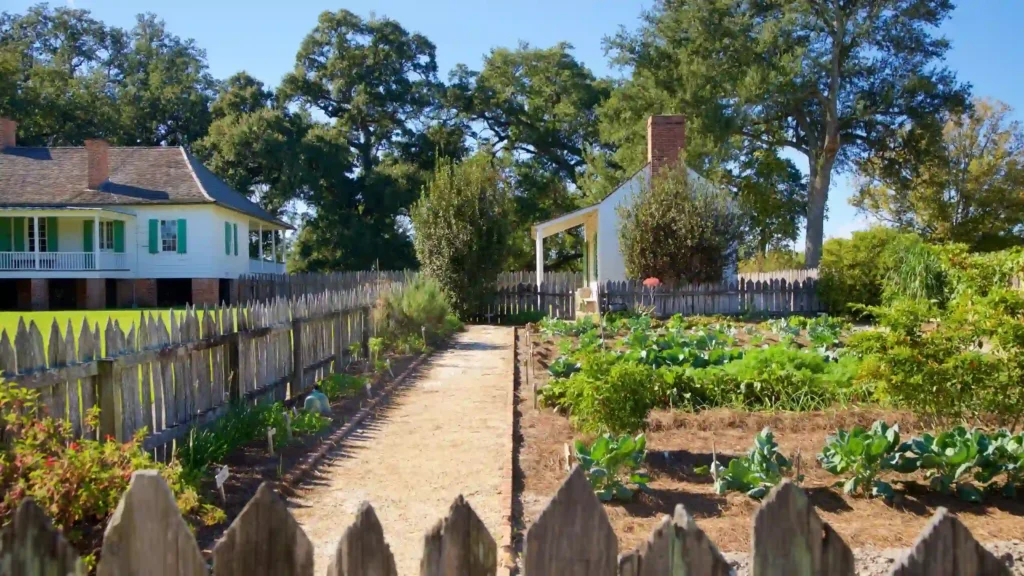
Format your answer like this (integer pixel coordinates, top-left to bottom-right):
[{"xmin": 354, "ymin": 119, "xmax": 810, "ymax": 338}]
[
  {"xmin": 365, "ymin": 382, "xmax": 372, "ymax": 398},
  {"xmin": 267, "ymin": 427, "xmax": 276, "ymax": 456},
  {"xmin": 215, "ymin": 465, "xmax": 230, "ymax": 502}
]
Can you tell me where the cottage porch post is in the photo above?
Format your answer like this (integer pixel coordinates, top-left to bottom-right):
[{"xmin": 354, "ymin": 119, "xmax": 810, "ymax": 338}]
[
  {"xmin": 535, "ymin": 232, "xmax": 544, "ymax": 306},
  {"xmin": 258, "ymin": 223, "xmax": 264, "ymax": 272},
  {"xmin": 93, "ymin": 214, "xmax": 99, "ymax": 270},
  {"xmin": 32, "ymin": 215, "xmax": 39, "ymax": 270},
  {"xmin": 271, "ymin": 229, "xmax": 277, "ymax": 265}
]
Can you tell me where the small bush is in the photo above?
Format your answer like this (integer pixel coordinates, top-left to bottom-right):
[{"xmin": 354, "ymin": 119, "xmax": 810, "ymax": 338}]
[
  {"xmin": 319, "ymin": 373, "xmax": 367, "ymax": 401},
  {"xmin": 374, "ymin": 276, "xmax": 461, "ymax": 348},
  {"xmin": 618, "ymin": 161, "xmax": 745, "ymax": 284},
  {"xmin": 0, "ymin": 385, "xmax": 207, "ymax": 567},
  {"xmin": 569, "ymin": 362, "xmax": 657, "ymax": 434},
  {"xmin": 818, "ymin": 226, "xmax": 902, "ymax": 314}
]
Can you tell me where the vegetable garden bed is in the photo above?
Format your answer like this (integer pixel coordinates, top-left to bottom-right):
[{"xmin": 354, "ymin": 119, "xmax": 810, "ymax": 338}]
[{"xmin": 516, "ymin": 322, "xmax": 1024, "ymax": 560}]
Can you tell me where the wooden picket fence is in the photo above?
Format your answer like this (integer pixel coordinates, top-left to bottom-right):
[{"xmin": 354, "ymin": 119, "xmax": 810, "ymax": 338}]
[
  {"xmin": 602, "ymin": 277, "xmax": 824, "ymax": 317},
  {"xmin": 474, "ymin": 282, "xmax": 579, "ymax": 323},
  {"xmin": 0, "ymin": 466, "xmax": 1008, "ymax": 575},
  {"xmin": 237, "ymin": 270, "xmax": 412, "ymax": 302},
  {"xmin": 496, "ymin": 271, "xmax": 585, "ymax": 290},
  {"xmin": 738, "ymin": 267, "xmax": 819, "ymax": 284},
  {"xmin": 0, "ymin": 287, "xmax": 384, "ymax": 453}
]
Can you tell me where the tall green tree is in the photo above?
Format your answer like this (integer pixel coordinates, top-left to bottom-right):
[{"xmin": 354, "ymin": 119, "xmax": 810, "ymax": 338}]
[
  {"xmin": 411, "ymin": 154, "xmax": 512, "ymax": 317},
  {"xmin": 853, "ymin": 98, "xmax": 1024, "ymax": 251},
  {"xmin": 279, "ymin": 9, "xmax": 444, "ymax": 270},
  {"xmin": 607, "ymin": 0, "xmax": 968, "ymax": 266},
  {"xmin": 449, "ymin": 43, "xmax": 611, "ymax": 270}
]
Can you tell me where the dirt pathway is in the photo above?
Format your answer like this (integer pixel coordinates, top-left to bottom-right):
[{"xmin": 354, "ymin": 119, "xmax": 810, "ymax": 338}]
[{"xmin": 290, "ymin": 325, "xmax": 512, "ymax": 575}]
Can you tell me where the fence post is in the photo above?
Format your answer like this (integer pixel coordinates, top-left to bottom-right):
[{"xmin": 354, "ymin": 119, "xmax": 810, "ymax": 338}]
[
  {"xmin": 226, "ymin": 332, "xmax": 240, "ymax": 402},
  {"xmin": 332, "ymin": 312, "xmax": 344, "ymax": 374},
  {"xmin": 360, "ymin": 308, "xmax": 370, "ymax": 360},
  {"xmin": 291, "ymin": 318, "xmax": 304, "ymax": 396},
  {"xmin": 96, "ymin": 358, "xmax": 122, "ymax": 441}
]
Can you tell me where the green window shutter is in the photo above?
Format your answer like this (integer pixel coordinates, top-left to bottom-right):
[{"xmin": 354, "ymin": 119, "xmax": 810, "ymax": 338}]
[
  {"xmin": 0, "ymin": 217, "xmax": 11, "ymax": 252},
  {"xmin": 177, "ymin": 219, "xmax": 187, "ymax": 254},
  {"xmin": 83, "ymin": 220, "xmax": 93, "ymax": 252},
  {"xmin": 233, "ymin": 223, "xmax": 238, "ymax": 256},
  {"xmin": 113, "ymin": 221, "xmax": 125, "ymax": 253},
  {"xmin": 148, "ymin": 219, "xmax": 159, "ymax": 254},
  {"xmin": 13, "ymin": 218, "xmax": 24, "ymax": 252},
  {"xmin": 224, "ymin": 222, "xmax": 231, "ymax": 255},
  {"xmin": 46, "ymin": 217, "xmax": 57, "ymax": 252}
]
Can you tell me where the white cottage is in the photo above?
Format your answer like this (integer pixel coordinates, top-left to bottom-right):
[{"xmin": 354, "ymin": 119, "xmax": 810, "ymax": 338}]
[
  {"xmin": 0, "ymin": 118, "xmax": 291, "ymax": 310},
  {"xmin": 531, "ymin": 115, "xmax": 731, "ymax": 310}
]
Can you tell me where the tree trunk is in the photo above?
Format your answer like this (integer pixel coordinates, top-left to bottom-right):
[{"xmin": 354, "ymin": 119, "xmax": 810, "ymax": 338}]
[{"xmin": 803, "ymin": 158, "xmax": 833, "ymax": 267}]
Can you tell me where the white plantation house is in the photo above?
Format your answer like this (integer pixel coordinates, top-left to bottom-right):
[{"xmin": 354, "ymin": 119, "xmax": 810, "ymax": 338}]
[
  {"xmin": 531, "ymin": 115, "xmax": 734, "ymax": 311},
  {"xmin": 0, "ymin": 119, "xmax": 290, "ymax": 310}
]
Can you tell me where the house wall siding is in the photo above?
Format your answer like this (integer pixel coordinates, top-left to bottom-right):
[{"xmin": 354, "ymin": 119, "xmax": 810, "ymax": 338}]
[
  {"xmin": 131, "ymin": 205, "xmax": 252, "ymax": 280},
  {"xmin": 597, "ymin": 166, "xmax": 649, "ymax": 284}
]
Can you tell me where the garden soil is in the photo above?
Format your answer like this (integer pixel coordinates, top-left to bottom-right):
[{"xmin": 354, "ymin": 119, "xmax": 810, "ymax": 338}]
[
  {"xmin": 290, "ymin": 325, "xmax": 512, "ymax": 575},
  {"xmin": 518, "ymin": 328, "xmax": 1024, "ymax": 574}
]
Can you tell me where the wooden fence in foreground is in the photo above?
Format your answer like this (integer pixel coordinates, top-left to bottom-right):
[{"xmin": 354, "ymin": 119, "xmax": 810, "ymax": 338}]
[
  {"xmin": 0, "ymin": 288, "xmax": 381, "ymax": 452},
  {"xmin": 603, "ymin": 278, "xmax": 825, "ymax": 317},
  {"xmin": 0, "ymin": 467, "xmax": 1007, "ymax": 576}
]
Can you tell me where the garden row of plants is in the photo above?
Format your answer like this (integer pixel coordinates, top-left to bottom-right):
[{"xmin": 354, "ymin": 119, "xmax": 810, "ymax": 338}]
[
  {"xmin": 0, "ymin": 277, "xmax": 463, "ymax": 569},
  {"xmin": 574, "ymin": 421, "xmax": 1024, "ymax": 505}
]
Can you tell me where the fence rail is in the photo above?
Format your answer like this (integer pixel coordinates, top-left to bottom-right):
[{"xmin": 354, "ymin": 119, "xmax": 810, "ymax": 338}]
[
  {"xmin": 0, "ymin": 287, "xmax": 385, "ymax": 451},
  {"xmin": 0, "ymin": 466, "xmax": 1007, "ymax": 575}
]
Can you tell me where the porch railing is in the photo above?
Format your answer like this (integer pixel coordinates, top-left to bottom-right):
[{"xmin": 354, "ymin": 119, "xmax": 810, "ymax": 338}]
[
  {"xmin": 249, "ymin": 258, "xmax": 286, "ymax": 274},
  {"xmin": 0, "ymin": 251, "xmax": 130, "ymax": 271}
]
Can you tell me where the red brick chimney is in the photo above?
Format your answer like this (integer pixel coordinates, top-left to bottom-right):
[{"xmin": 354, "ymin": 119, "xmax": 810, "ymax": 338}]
[
  {"xmin": 85, "ymin": 139, "xmax": 110, "ymax": 189},
  {"xmin": 0, "ymin": 118, "xmax": 17, "ymax": 149},
  {"xmin": 647, "ymin": 115, "xmax": 687, "ymax": 177}
]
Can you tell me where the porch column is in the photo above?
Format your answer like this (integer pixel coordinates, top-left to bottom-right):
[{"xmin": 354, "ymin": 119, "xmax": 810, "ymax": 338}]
[
  {"xmin": 271, "ymin": 230, "xmax": 277, "ymax": 265},
  {"xmin": 536, "ymin": 228, "xmax": 545, "ymax": 280},
  {"xmin": 32, "ymin": 215, "xmax": 39, "ymax": 270},
  {"xmin": 258, "ymin": 223, "xmax": 264, "ymax": 271},
  {"xmin": 93, "ymin": 214, "xmax": 99, "ymax": 270}
]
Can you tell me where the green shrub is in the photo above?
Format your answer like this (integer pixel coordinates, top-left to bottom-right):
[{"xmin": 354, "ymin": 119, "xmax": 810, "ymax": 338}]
[
  {"xmin": 0, "ymin": 384, "xmax": 209, "ymax": 568},
  {"xmin": 574, "ymin": 433, "xmax": 650, "ymax": 501},
  {"xmin": 618, "ymin": 160, "xmax": 745, "ymax": 283},
  {"xmin": 411, "ymin": 154, "xmax": 512, "ymax": 317},
  {"xmin": 882, "ymin": 235, "xmax": 947, "ymax": 305},
  {"xmin": 818, "ymin": 226, "xmax": 902, "ymax": 314},
  {"xmin": 375, "ymin": 276, "xmax": 461, "ymax": 347},
  {"xmin": 568, "ymin": 362, "xmax": 657, "ymax": 434}
]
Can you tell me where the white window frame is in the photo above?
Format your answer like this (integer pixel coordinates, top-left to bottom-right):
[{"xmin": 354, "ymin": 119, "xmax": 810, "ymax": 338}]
[
  {"xmin": 28, "ymin": 218, "xmax": 47, "ymax": 252},
  {"xmin": 160, "ymin": 219, "xmax": 178, "ymax": 253},
  {"xmin": 99, "ymin": 221, "xmax": 115, "ymax": 252}
]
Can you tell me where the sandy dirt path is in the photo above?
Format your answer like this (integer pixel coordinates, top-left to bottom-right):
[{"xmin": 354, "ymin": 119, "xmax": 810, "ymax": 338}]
[{"xmin": 290, "ymin": 325, "xmax": 512, "ymax": 575}]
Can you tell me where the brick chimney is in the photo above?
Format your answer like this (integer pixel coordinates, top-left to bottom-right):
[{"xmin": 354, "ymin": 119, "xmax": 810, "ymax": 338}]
[
  {"xmin": 85, "ymin": 139, "xmax": 110, "ymax": 189},
  {"xmin": 647, "ymin": 115, "xmax": 687, "ymax": 177},
  {"xmin": 0, "ymin": 118, "xmax": 16, "ymax": 149}
]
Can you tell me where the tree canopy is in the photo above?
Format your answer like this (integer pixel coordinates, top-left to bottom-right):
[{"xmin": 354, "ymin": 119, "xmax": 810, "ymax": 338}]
[
  {"xmin": 607, "ymin": 0, "xmax": 968, "ymax": 266},
  {"xmin": 853, "ymin": 98, "xmax": 1024, "ymax": 251}
]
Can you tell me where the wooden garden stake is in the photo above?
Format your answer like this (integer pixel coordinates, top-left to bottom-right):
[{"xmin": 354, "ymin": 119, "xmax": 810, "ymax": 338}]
[
  {"xmin": 267, "ymin": 427, "xmax": 276, "ymax": 456},
  {"xmin": 284, "ymin": 412, "xmax": 293, "ymax": 440}
]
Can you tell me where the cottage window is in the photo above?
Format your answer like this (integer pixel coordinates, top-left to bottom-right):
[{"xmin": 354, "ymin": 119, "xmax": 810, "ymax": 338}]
[
  {"xmin": 160, "ymin": 220, "xmax": 178, "ymax": 252},
  {"xmin": 99, "ymin": 221, "xmax": 115, "ymax": 251},
  {"xmin": 28, "ymin": 218, "xmax": 47, "ymax": 252}
]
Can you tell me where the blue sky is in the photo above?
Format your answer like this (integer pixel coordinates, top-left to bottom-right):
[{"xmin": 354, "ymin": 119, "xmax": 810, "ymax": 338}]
[{"xmin": 11, "ymin": 0, "xmax": 1024, "ymax": 241}]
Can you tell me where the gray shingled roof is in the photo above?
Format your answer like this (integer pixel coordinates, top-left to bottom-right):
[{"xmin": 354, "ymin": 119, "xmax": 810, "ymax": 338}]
[{"xmin": 0, "ymin": 146, "xmax": 291, "ymax": 228}]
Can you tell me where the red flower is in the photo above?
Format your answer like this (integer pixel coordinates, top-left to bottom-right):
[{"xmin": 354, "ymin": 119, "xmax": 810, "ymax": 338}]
[
  {"xmin": 68, "ymin": 442, "xmax": 79, "ymax": 451},
  {"xmin": 643, "ymin": 277, "xmax": 661, "ymax": 288},
  {"xmin": 45, "ymin": 456, "xmax": 56, "ymax": 467}
]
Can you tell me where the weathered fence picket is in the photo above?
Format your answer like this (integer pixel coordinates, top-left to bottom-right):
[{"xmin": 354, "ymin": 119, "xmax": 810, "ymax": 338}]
[
  {"xmin": 601, "ymin": 277, "xmax": 826, "ymax": 317},
  {"xmin": 0, "ymin": 285, "xmax": 388, "ymax": 453},
  {"xmin": 0, "ymin": 467, "xmax": 1008, "ymax": 576}
]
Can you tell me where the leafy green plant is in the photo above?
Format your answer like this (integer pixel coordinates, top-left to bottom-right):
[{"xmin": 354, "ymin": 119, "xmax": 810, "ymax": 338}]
[
  {"xmin": 0, "ymin": 384, "xmax": 209, "ymax": 568},
  {"xmin": 698, "ymin": 427, "xmax": 798, "ymax": 499},
  {"xmin": 903, "ymin": 427, "xmax": 989, "ymax": 502},
  {"xmin": 817, "ymin": 421, "xmax": 912, "ymax": 500},
  {"xmin": 573, "ymin": 433, "xmax": 650, "ymax": 501},
  {"xmin": 569, "ymin": 362, "xmax": 657, "ymax": 434},
  {"xmin": 319, "ymin": 373, "xmax": 368, "ymax": 400},
  {"xmin": 547, "ymin": 356, "xmax": 581, "ymax": 379}
]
